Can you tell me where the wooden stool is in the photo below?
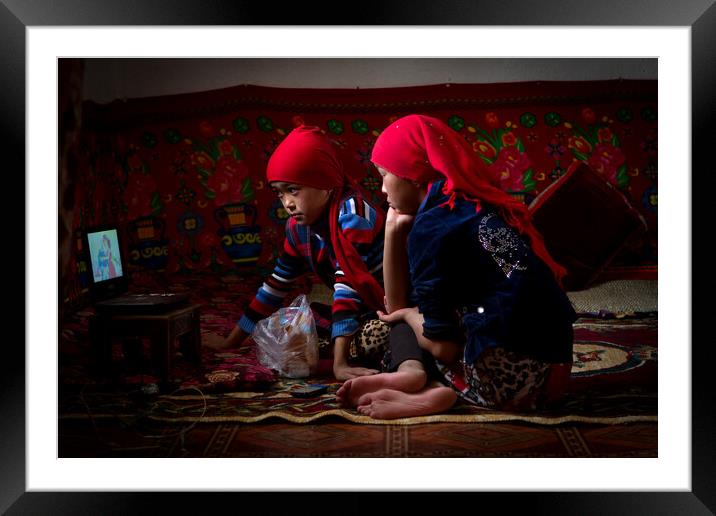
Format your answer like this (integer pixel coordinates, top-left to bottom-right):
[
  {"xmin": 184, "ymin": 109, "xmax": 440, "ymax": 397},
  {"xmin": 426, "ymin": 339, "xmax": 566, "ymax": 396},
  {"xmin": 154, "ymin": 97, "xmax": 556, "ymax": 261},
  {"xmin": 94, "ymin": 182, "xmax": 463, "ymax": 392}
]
[{"xmin": 90, "ymin": 304, "xmax": 202, "ymax": 385}]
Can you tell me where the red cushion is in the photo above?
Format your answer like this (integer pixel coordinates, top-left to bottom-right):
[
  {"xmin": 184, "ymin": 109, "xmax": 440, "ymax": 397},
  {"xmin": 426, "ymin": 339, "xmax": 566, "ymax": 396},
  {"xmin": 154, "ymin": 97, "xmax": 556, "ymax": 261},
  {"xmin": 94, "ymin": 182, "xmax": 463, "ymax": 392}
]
[{"xmin": 529, "ymin": 163, "xmax": 647, "ymax": 291}]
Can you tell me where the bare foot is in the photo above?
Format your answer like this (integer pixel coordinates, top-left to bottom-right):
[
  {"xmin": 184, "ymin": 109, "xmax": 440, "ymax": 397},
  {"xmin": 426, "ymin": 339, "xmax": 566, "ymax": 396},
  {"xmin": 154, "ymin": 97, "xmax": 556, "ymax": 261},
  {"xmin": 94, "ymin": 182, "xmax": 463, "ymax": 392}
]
[
  {"xmin": 335, "ymin": 368, "xmax": 428, "ymax": 408},
  {"xmin": 335, "ymin": 378, "xmax": 354, "ymax": 407},
  {"xmin": 356, "ymin": 385, "xmax": 457, "ymax": 420}
]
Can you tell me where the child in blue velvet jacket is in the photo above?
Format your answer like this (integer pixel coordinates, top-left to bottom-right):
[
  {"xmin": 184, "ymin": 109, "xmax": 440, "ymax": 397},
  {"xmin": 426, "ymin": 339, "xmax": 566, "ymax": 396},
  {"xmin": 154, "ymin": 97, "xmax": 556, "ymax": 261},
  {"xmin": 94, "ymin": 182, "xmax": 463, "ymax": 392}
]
[{"xmin": 337, "ymin": 115, "xmax": 575, "ymax": 419}]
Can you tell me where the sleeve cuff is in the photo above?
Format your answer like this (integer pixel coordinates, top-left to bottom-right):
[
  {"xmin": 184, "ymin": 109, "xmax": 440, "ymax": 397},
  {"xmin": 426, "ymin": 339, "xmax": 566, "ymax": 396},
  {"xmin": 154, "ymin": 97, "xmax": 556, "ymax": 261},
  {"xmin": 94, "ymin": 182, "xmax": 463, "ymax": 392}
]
[
  {"xmin": 331, "ymin": 318, "xmax": 360, "ymax": 340},
  {"xmin": 238, "ymin": 316, "xmax": 257, "ymax": 335}
]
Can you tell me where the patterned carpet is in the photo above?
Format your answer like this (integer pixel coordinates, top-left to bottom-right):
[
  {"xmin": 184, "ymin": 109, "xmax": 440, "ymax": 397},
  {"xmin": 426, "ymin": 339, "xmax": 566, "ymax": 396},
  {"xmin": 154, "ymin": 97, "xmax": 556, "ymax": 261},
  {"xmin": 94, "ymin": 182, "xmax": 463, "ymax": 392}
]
[
  {"xmin": 58, "ymin": 271, "xmax": 657, "ymax": 457},
  {"xmin": 58, "ymin": 419, "xmax": 657, "ymax": 458},
  {"xmin": 567, "ymin": 279, "xmax": 657, "ymax": 314}
]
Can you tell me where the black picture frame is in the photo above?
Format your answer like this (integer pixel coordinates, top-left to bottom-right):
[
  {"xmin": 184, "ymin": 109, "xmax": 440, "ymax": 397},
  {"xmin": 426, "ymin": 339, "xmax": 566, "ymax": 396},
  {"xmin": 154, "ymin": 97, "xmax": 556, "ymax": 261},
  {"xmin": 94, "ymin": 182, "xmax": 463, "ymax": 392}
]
[
  {"xmin": 4, "ymin": 1, "xmax": 714, "ymax": 514},
  {"xmin": 82, "ymin": 224, "xmax": 130, "ymax": 302}
]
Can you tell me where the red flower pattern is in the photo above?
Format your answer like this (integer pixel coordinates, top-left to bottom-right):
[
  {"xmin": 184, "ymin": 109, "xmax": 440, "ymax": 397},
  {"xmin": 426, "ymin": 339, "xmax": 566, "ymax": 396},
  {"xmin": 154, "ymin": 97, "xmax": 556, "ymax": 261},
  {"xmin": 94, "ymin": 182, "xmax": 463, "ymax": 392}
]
[
  {"xmin": 473, "ymin": 140, "xmax": 497, "ymax": 160},
  {"xmin": 218, "ymin": 139, "xmax": 234, "ymax": 156},
  {"xmin": 485, "ymin": 112, "xmax": 500, "ymax": 128},
  {"xmin": 208, "ymin": 157, "xmax": 249, "ymax": 206},
  {"xmin": 488, "ymin": 147, "xmax": 531, "ymax": 192},
  {"xmin": 66, "ymin": 82, "xmax": 657, "ymax": 284},
  {"xmin": 568, "ymin": 136, "xmax": 593, "ymax": 154},
  {"xmin": 581, "ymin": 107, "xmax": 596, "ymax": 124},
  {"xmin": 127, "ymin": 153, "xmax": 143, "ymax": 171},
  {"xmin": 587, "ymin": 142, "xmax": 626, "ymax": 184},
  {"xmin": 501, "ymin": 131, "xmax": 517, "ymax": 147},
  {"xmin": 597, "ymin": 127, "xmax": 613, "ymax": 143},
  {"xmin": 199, "ymin": 121, "xmax": 215, "ymax": 139},
  {"xmin": 191, "ymin": 151, "xmax": 214, "ymax": 170}
]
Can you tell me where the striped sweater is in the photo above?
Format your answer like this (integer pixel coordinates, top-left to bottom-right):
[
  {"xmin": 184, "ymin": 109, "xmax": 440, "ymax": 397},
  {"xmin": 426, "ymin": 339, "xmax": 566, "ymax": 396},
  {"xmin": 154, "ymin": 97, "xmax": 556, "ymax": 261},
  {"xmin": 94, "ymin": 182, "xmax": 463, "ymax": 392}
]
[{"xmin": 238, "ymin": 193, "xmax": 385, "ymax": 340}]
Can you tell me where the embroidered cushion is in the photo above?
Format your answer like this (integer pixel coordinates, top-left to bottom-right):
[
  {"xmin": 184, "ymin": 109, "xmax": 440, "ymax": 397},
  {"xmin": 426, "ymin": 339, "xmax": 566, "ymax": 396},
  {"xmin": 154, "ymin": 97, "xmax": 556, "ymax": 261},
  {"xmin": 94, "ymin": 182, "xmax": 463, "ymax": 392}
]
[{"xmin": 528, "ymin": 163, "xmax": 647, "ymax": 291}]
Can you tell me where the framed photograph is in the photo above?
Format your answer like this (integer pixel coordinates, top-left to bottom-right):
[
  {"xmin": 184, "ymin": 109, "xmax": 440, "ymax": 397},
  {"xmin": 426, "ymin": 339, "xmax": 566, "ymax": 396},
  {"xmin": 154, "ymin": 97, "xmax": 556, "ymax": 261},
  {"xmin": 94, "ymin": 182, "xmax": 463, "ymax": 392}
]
[{"xmin": 4, "ymin": 0, "xmax": 713, "ymax": 513}]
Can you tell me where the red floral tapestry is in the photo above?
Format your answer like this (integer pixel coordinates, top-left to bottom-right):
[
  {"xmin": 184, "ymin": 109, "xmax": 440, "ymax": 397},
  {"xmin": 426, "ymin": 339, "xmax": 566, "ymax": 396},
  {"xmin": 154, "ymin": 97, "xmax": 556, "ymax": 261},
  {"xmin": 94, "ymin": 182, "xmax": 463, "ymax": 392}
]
[{"xmin": 66, "ymin": 80, "xmax": 657, "ymax": 299}]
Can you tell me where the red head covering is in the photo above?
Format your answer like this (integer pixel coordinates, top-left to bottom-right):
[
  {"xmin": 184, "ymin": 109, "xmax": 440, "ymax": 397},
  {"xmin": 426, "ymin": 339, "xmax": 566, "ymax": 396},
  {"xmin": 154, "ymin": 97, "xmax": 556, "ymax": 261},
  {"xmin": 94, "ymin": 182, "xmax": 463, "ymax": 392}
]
[
  {"xmin": 266, "ymin": 125, "xmax": 345, "ymax": 190},
  {"xmin": 267, "ymin": 125, "xmax": 385, "ymax": 310},
  {"xmin": 371, "ymin": 114, "xmax": 566, "ymax": 286}
]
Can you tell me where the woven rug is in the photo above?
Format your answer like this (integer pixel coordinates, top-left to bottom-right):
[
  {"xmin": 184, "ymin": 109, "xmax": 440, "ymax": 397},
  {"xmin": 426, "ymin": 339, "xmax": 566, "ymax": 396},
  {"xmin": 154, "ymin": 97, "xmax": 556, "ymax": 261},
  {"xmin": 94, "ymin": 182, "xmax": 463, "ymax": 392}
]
[
  {"xmin": 59, "ymin": 272, "xmax": 656, "ymax": 426},
  {"xmin": 59, "ymin": 315, "xmax": 657, "ymax": 426},
  {"xmin": 567, "ymin": 279, "xmax": 657, "ymax": 315}
]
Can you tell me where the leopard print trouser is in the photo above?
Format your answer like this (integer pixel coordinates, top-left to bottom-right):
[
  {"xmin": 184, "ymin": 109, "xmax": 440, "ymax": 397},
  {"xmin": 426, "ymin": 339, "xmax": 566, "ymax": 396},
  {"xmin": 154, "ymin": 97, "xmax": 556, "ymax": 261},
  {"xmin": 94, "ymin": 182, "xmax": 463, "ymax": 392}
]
[
  {"xmin": 437, "ymin": 346, "xmax": 552, "ymax": 411},
  {"xmin": 317, "ymin": 319, "xmax": 391, "ymax": 365}
]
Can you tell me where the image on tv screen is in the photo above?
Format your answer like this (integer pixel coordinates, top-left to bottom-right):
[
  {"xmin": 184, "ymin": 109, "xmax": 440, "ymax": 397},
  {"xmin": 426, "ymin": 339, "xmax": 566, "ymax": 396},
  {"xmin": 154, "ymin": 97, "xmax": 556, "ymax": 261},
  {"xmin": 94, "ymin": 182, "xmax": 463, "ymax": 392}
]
[{"xmin": 87, "ymin": 229, "xmax": 123, "ymax": 283}]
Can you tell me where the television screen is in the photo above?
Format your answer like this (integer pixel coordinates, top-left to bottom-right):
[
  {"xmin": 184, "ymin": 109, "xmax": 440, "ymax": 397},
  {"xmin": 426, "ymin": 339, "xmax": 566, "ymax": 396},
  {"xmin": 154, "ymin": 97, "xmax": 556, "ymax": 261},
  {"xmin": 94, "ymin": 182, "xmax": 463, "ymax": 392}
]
[{"xmin": 86, "ymin": 228, "xmax": 124, "ymax": 283}]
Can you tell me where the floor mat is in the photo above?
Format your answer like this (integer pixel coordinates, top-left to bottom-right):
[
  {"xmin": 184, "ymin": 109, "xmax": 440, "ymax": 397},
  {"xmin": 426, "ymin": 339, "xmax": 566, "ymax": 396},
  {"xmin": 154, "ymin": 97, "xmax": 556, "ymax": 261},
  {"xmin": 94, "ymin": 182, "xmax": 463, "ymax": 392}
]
[
  {"xmin": 59, "ymin": 273, "xmax": 657, "ymax": 426},
  {"xmin": 59, "ymin": 316, "xmax": 657, "ymax": 426},
  {"xmin": 567, "ymin": 279, "xmax": 657, "ymax": 315}
]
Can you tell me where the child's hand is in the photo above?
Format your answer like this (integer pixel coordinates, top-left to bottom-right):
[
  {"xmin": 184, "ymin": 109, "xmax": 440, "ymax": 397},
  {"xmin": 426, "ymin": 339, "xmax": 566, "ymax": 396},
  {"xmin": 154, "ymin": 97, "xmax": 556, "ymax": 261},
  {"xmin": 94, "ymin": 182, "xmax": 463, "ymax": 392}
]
[
  {"xmin": 386, "ymin": 206, "xmax": 415, "ymax": 232},
  {"xmin": 377, "ymin": 306, "xmax": 418, "ymax": 323}
]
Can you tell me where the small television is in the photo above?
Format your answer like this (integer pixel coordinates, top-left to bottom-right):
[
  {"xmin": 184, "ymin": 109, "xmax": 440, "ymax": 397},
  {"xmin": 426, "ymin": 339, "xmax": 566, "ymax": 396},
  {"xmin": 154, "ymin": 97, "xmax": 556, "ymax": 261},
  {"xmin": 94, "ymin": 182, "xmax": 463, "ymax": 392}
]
[{"xmin": 83, "ymin": 225, "xmax": 129, "ymax": 302}]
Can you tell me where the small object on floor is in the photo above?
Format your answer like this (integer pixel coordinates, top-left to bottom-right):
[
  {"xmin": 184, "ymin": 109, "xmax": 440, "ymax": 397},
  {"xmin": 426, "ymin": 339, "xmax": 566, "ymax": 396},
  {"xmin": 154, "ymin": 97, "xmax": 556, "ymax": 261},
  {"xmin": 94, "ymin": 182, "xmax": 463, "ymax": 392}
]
[
  {"xmin": 141, "ymin": 383, "xmax": 159, "ymax": 395},
  {"xmin": 290, "ymin": 384, "xmax": 328, "ymax": 398},
  {"xmin": 206, "ymin": 371, "xmax": 239, "ymax": 384}
]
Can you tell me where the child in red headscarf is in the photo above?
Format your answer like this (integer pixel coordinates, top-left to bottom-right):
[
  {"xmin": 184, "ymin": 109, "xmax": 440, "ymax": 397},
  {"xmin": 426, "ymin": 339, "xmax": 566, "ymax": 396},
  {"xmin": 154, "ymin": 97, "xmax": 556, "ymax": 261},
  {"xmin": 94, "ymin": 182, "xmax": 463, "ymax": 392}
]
[
  {"xmin": 337, "ymin": 114, "xmax": 576, "ymax": 419},
  {"xmin": 210, "ymin": 125, "xmax": 390, "ymax": 381}
]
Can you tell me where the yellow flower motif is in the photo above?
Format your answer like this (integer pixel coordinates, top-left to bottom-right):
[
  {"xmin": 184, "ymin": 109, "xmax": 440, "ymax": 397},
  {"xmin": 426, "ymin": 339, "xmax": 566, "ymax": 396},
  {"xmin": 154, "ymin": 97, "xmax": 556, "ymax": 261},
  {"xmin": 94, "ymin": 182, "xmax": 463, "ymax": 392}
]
[
  {"xmin": 564, "ymin": 122, "xmax": 573, "ymax": 129},
  {"xmin": 468, "ymin": 126, "xmax": 476, "ymax": 133}
]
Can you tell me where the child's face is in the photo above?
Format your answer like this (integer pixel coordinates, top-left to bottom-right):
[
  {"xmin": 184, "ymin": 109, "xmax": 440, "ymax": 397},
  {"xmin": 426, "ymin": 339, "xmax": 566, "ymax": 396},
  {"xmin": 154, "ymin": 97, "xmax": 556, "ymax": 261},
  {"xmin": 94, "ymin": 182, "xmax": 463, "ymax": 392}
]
[
  {"xmin": 377, "ymin": 166, "xmax": 423, "ymax": 215},
  {"xmin": 270, "ymin": 182, "xmax": 332, "ymax": 225}
]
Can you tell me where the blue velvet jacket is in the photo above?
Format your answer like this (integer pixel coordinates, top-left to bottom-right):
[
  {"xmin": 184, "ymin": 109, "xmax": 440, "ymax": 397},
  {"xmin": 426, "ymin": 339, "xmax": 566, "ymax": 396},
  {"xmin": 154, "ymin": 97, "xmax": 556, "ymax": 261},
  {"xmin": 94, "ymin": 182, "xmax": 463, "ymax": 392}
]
[{"xmin": 408, "ymin": 181, "xmax": 576, "ymax": 364}]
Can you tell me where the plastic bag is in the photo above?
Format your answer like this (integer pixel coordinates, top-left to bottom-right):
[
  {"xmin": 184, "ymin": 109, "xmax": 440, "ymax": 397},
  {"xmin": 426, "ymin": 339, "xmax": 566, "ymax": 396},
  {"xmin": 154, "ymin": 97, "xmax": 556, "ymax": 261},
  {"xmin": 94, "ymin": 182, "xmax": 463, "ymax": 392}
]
[{"xmin": 252, "ymin": 294, "xmax": 319, "ymax": 378}]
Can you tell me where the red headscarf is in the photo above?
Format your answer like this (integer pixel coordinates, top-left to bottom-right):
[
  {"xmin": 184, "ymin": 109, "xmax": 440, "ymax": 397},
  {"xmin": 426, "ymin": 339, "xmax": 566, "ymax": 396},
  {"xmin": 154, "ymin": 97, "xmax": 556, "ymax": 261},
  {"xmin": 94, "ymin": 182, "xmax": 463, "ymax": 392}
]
[
  {"xmin": 371, "ymin": 114, "xmax": 566, "ymax": 285},
  {"xmin": 267, "ymin": 125, "xmax": 385, "ymax": 310}
]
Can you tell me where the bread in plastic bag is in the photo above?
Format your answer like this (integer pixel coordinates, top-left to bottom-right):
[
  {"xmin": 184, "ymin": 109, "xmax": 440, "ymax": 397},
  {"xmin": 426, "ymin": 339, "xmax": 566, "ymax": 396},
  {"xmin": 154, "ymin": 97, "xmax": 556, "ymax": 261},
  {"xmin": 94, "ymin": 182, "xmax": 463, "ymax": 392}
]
[{"xmin": 252, "ymin": 294, "xmax": 319, "ymax": 378}]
